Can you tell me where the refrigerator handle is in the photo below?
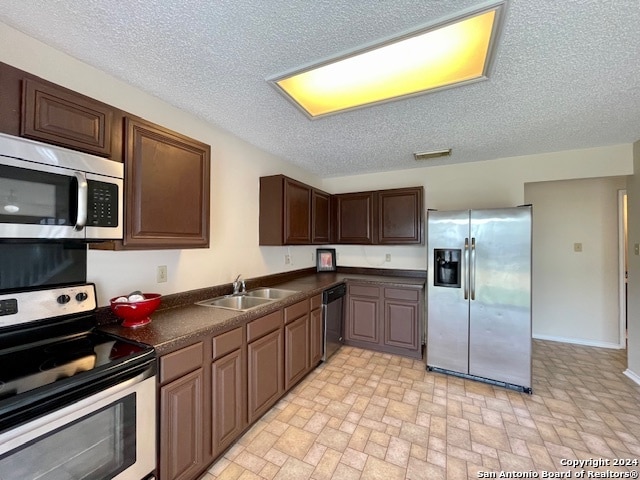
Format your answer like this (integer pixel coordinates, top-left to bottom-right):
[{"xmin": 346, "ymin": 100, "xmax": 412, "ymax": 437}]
[
  {"xmin": 471, "ymin": 237, "xmax": 476, "ymax": 300},
  {"xmin": 464, "ymin": 238, "xmax": 469, "ymax": 300}
]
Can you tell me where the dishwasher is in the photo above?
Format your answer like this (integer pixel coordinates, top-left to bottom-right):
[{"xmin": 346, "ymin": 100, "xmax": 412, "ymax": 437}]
[{"xmin": 322, "ymin": 283, "xmax": 346, "ymax": 361}]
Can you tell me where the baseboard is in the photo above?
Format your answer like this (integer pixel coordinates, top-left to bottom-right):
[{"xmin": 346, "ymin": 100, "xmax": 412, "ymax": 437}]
[
  {"xmin": 533, "ymin": 333, "xmax": 624, "ymax": 350},
  {"xmin": 623, "ymin": 369, "xmax": 640, "ymax": 386}
]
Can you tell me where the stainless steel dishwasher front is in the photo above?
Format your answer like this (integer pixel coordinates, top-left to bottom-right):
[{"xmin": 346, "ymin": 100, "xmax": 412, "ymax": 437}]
[{"xmin": 322, "ymin": 283, "xmax": 346, "ymax": 361}]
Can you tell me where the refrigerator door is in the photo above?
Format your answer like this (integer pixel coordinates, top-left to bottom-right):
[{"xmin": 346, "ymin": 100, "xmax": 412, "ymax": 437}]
[
  {"xmin": 426, "ymin": 210, "xmax": 470, "ymax": 374},
  {"xmin": 468, "ymin": 207, "xmax": 532, "ymax": 388}
]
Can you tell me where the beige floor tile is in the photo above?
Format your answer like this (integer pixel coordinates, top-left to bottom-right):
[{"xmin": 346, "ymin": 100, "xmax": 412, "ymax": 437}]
[
  {"xmin": 272, "ymin": 457, "xmax": 314, "ymax": 480},
  {"xmin": 311, "ymin": 448, "xmax": 342, "ymax": 480},
  {"xmin": 362, "ymin": 455, "xmax": 406, "ymax": 480},
  {"xmin": 330, "ymin": 462, "xmax": 361, "ymax": 480},
  {"xmin": 273, "ymin": 425, "xmax": 317, "ymax": 460},
  {"xmin": 385, "ymin": 436, "xmax": 411, "ymax": 468}
]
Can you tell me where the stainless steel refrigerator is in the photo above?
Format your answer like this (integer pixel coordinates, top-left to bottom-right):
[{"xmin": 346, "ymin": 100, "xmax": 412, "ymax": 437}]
[{"xmin": 426, "ymin": 206, "xmax": 532, "ymax": 392}]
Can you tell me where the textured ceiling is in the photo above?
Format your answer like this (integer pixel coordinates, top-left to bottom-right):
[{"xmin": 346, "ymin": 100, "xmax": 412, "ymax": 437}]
[{"xmin": 2, "ymin": 1, "xmax": 640, "ymax": 177}]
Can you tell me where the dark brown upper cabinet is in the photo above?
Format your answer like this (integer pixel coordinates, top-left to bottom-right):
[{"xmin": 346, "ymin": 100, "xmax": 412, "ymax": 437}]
[
  {"xmin": 311, "ymin": 189, "xmax": 331, "ymax": 244},
  {"xmin": 259, "ymin": 175, "xmax": 330, "ymax": 245},
  {"xmin": 334, "ymin": 192, "xmax": 376, "ymax": 244},
  {"xmin": 335, "ymin": 187, "xmax": 424, "ymax": 245},
  {"xmin": 123, "ymin": 117, "xmax": 210, "ymax": 249},
  {"xmin": 377, "ymin": 187, "xmax": 423, "ymax": 244},
  {"xmin": 20, "ymin": 77, "xmax": 115, "ymax": 158}
]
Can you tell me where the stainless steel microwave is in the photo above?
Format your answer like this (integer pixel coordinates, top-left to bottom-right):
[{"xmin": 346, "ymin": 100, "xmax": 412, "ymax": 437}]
[{"xmin": 0, "ymin": 133, "xmax": 123, "ymax": 240}]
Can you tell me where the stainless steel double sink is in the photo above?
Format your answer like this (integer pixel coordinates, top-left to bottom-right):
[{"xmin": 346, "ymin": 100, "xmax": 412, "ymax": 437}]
[{"xmin": 196, "ymin": 288, "xmax": 299, "ymax": 311}]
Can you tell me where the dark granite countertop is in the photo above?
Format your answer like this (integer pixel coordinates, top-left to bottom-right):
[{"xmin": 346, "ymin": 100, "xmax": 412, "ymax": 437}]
[{"xmin": 99, "ymin": 272, "xmax": 425, "ymax": 355}]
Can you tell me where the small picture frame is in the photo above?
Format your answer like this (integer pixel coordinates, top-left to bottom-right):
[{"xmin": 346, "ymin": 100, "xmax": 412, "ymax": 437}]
[{"xmin": 316, "ymin": 248, "xmax": 337, "ymax": 272}]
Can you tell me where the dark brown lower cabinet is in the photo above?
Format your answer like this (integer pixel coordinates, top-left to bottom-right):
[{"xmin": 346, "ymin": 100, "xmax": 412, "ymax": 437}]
[
  {"xmin": 310, "ymin": 294, "xmax": 323, "ymax": 365},
  {"xmin": 345, "ymin": 283, "xmax": 423, "ymax": 359},
  {"xmin": 284, "ymin": 299, "xmax": 310, "ymax": 391},
  {"xmin": 247, "ymin": 320, "xmax": 284, "ymax": 424},
  {"xmin": 211, "ymin": 345, "xmax": 245, "ymax": 457},
  {"xmin": 346, "ymin": 284, "xmax": 381, "ymax": 346},
  {"xmin": 384, "ymin": 295, "xmax": 420, "ymax": 351},
  {"xmin": 160, "ymin": 368, "xmax": 205, "ymax": 480}
]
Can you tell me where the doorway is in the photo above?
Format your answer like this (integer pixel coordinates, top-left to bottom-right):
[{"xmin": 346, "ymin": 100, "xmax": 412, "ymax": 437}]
[{"xmin": 618, "ymin": 189, "xmax": 628, "ymax": 348}]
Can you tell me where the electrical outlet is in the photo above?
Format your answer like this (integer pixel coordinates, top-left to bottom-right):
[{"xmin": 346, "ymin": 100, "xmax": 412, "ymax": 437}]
[
  {"xmin": 385, "ymin": 253, "xmax": 391, "ymax": 262},
  {"xmin": 285, "ymin": 254, "xmax": 291, "ymax": 265},
  {"xmin": 573, "ymin": 243, "xmax": 582, "ymax": 253},
  {"xmin": 157, "ymin": 265, "xmax": 168, "ymax": 283},
  {"xmin": 635, "ymin": 243, "xmax": 639, "ymax": 256}
]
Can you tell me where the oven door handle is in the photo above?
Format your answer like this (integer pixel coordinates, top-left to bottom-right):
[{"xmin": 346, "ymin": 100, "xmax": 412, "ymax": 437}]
[{"xmin": 74, "ymin": 171, "xmax": 88, "ymax": 231}]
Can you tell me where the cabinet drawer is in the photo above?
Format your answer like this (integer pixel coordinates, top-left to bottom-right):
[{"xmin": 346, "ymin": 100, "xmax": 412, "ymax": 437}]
[
  {"xmin": 160, "ymin": 342, "xmax": 204, "ymax": 384},
  {"xmin": 310, "ymin": 294, "xmax": 322, "ymax": 311},
  {"xmin": 212, "ymin": 327, "xmax": 243, "ymax": 361},
  {"xmin": 284, "ymin": 299, "xmax": 309, "ymax": 324},
  {"xmin": 348, "ymin": 284, "xmax": 380, "ymax": 298},
  {"xmin": 247, "ymin": 310, "xmax": 283, "ymax": 342},
  {"xmin": 384, "ymin": 287, "xmax": 420, "ymax": 301}
]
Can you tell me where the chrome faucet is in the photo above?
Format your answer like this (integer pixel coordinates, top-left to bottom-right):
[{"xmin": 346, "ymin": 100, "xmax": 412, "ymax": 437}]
[{"xmin": 232, "ymin": 274, "xmax": 246, "ymax": 295}]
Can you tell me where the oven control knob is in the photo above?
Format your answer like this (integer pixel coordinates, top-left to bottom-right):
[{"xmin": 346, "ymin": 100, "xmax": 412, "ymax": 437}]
[
  {"xmin": 76, "ymin": 292, "xmax": 88, "ymax": 302},
  {"xmin": 57, "ymin": 294, "xmax": 71, "ymax": 304}
]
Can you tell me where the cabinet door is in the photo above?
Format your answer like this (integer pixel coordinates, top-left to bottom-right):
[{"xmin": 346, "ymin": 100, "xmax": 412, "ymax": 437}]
[
  {"xmin": 335, "ymin": 192, "xmax": 375, "ymax": 244},
  {"xmin": 377, "ymin": 187, "xmax": 423, "ymax": 244},
  {"xmin": 21, "ymin": 78, "xmax": 114, "ymax": 157},
  {"xmin": 124, "ymin": 117, "xmax": 210, "ymax": 249},
  {"xmin": 284, "ymin": 314, "xmax": 310, "ymax": 390},
  {"xmin": 384, "ymin": 300, "xmax": 419, "ymax": 351},
  {"xmin": 284, "ymin": 178, "xmax": 311, "ymax": 244},
  {"xmin": 211, "ymin": 349, "xmax": 244, "ymax": 457},
  {"xmin": 310, "ymin": 307, "xmax": 323, "ymax": 366},
  {"xmin": 247, "ymin": 329, "xmax": 283, "ymax": 423},
  {"xmin": 346, "ymin": 296, "xmax": 380, "ymax": 344},
  {"xmin": 160, "ymin": 368, "xmax": 205, "ymax": 480},
  {"xmin": 311, "ymin": 189, "xmax": 331, "ymax": 244}
]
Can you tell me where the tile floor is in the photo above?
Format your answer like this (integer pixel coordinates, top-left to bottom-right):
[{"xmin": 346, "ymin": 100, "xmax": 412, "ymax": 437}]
[{"xmin": 199, "ymin": 340, "xmax": 640, "ymax": 479}]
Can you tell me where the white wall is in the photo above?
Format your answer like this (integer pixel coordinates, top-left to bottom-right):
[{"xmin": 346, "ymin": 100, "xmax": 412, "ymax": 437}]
[
  {"xmin": 524, "ymin": 177, "xmax": 626, "ymax": 348},
  {"xmin": 0, "ymin": 22, "xmax": 321, "ymax": 305}
]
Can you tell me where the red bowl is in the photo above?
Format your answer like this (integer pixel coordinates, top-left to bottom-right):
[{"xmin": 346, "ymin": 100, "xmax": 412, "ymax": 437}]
[{"xmin": 110, "ymin": 293, "xmax": 162, "ymax": 328}]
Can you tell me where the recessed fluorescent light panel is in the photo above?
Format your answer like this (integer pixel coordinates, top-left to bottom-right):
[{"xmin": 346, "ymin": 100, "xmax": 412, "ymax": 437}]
[{"xmin": 269, "ymin": 1, "xmax": 507, "ymax": 118}]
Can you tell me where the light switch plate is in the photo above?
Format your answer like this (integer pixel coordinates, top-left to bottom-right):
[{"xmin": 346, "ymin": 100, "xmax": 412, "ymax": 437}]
[{"xmin": 573, "ymin": 243, "xmax": 582, "ymax": 253}]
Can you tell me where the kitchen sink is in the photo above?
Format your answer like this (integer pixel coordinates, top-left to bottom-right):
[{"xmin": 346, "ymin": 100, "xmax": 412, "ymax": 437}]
[
  {"xmin": 196, "ymin": 287, "xmax": 299, "ymax": 311},
  {"xmin": 197, "ymin": 295, "xmax": 273, "ymax": 311},
  {"xmin": 245, "ymin": 288, "xmax": 298, "ymax": 300}
]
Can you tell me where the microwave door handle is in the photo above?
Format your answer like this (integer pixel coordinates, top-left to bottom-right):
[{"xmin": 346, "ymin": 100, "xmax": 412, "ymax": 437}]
[{"xmin": 74, "ymin": 172, "xmax": 88, "ymax": 231}]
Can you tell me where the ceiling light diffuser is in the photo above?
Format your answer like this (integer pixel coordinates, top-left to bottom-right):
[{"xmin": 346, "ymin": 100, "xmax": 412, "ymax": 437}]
[{"xmin": 269, "ymin": 1, "xmax": 507, "ymax": 118}]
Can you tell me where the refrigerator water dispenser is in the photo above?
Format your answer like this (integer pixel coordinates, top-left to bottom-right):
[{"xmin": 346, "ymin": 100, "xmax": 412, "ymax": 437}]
[{"xmin": 434, "ymin": 249, "xmax": 461, "ymax": 287}]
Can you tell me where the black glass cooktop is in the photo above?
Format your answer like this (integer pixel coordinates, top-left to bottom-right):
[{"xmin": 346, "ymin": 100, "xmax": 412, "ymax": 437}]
[
  {"xmin": 0, "ymin": 330, "xmax": 152, "ymax": 401},
  {"xmin": 0, "ymin": 328, "xmax": 155, "ymax": 433}
]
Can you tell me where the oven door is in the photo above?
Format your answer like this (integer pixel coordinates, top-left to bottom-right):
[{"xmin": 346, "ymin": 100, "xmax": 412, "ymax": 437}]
[
  {"xmin": 0, "ymin": 156, "xmax": 123, "ymax": 240},
  {"xmin": 0, "ymin": 371, "xmax": 156, "ymax": 480}
]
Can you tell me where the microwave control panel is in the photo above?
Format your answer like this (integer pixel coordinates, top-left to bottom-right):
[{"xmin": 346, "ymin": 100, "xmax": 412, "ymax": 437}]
[{"xmin": 87, "ymin": 180, "xmax": 118, "ymax": 227}]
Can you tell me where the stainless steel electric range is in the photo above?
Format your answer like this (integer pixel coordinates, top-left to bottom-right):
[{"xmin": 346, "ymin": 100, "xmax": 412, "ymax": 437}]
[{"xmin": 0, "ymin": 282, "xmax": 157, "ymax": 480}]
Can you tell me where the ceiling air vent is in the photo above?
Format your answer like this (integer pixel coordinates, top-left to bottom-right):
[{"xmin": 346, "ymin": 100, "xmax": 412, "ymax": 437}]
[{"xmin": 414, "ymin": 149, "xmax": 452, "ymax": 161}]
